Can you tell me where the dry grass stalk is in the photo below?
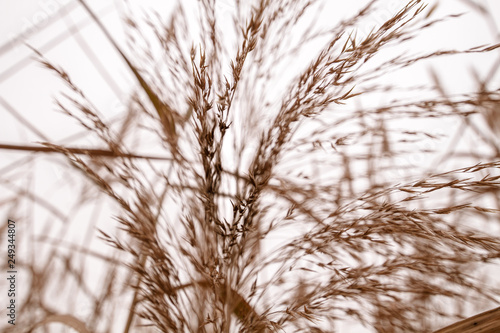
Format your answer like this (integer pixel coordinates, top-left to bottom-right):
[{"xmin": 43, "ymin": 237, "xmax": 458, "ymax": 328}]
[{"xmin": 2, "ymin": 0, "xmax": 500, "ymax": 332}]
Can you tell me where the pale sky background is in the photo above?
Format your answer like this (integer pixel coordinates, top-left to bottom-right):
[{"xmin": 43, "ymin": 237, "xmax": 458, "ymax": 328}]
[{"xmin": 1, "ymin": 0, "xmax": 500, "ymax": 332}]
